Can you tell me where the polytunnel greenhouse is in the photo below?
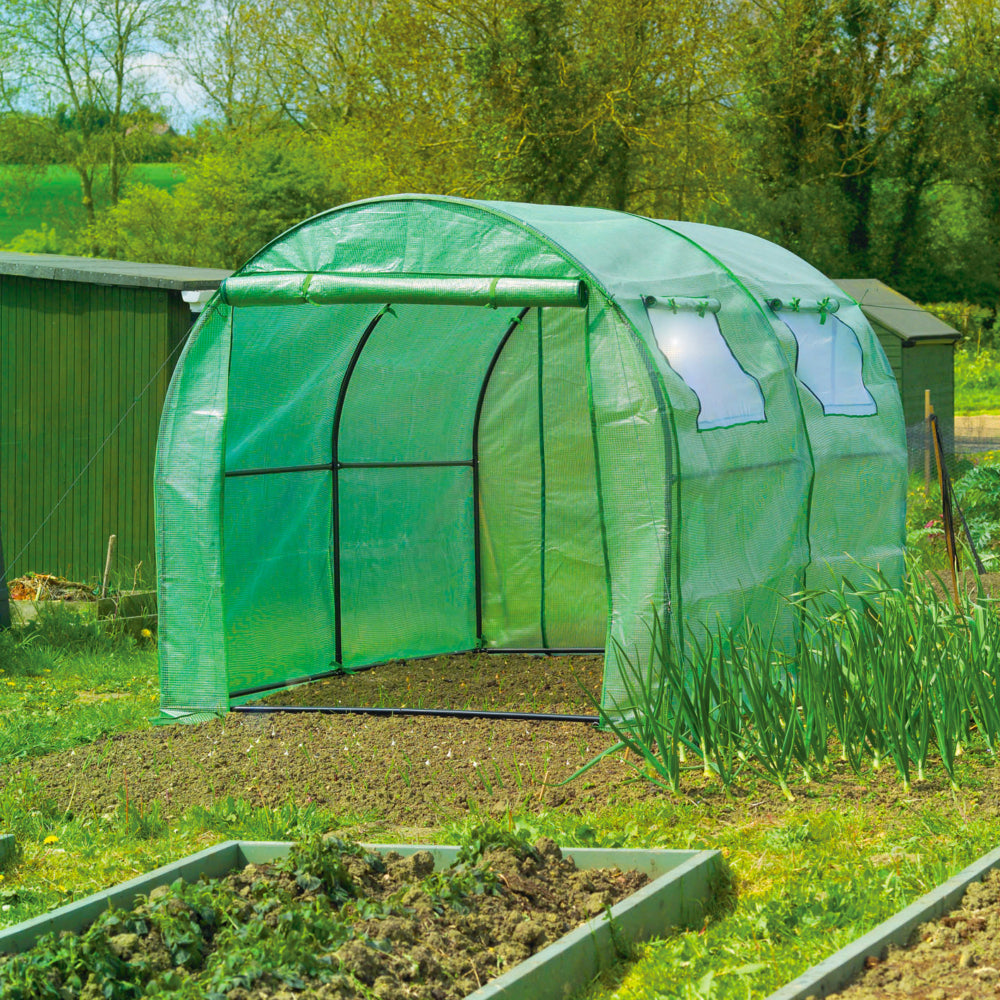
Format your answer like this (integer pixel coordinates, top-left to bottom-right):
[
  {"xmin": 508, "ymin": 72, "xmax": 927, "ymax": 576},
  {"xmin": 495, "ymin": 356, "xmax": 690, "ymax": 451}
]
[{"xmin": 154, "ymin": 195, "xmax": 907, "ymax": 720}]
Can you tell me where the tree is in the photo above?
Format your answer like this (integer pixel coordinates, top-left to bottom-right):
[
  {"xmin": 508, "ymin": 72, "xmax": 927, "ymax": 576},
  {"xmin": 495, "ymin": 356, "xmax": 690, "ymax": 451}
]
[
  {"xmin": 0, "ymin": 0, "xmax": 184, "ymax": 234},
  {"xmin": 930, "ymin": 0, "xmax": 1000, "ymax": 305},
  {"xmin": 222, "ymin": 0, "xmax": 733, "ymax": 215},
  {"xmin": 241, "ymin": 0, "xmax": 477, "ymax": 196},
  {"xmin": 174, "ymin": 0, "xmax": 278, "ymax": 131},
  {"xmin": 719, "ymin": 0, "xmax": 943, "ymax": 277},
  {"xmin": 463, "ymin": 0, "xmax": 734, "ymax": 214},
  {"xmin": 86, "ymin": 129, "xmax": 349, "ymax": 268}
]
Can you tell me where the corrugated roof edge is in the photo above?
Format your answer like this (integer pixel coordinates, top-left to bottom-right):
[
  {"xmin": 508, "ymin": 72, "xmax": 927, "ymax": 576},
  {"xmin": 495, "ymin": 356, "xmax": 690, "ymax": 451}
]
[
  {"xmin": 833, "ymin": 277, "xmax": 961, "ymax": 344},
  {"xmin": 0, "ymin": 251, "xmax": 232, "ymax": 291}
]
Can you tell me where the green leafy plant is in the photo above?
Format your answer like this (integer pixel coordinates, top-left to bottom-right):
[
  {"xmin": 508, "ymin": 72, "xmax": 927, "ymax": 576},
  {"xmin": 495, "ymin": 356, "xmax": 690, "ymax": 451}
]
[
  {"xmin": 569, "ymin": 570, "xmax": 1000, "ymax": 800},
  {"xmin": 275, "ymin": 836, "xmax": 359, "ymax": 901},
  {"xmin": 454, "ymin": 819, "xmax": 542, "ymax": 866}
]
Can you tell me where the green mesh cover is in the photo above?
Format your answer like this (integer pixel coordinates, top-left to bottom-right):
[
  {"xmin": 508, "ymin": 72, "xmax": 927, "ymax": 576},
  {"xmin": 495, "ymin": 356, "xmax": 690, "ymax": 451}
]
[
  {"xmin": 154, "ymin": 195, "xmax": 906, "ymax": 717},
  {"xmin": 339, "ymin": 465, "xmax": 476, "ymax": 665},
  {"xmin": 666, "ymin": 222, "xmax": 907, "ymax": 592},
  {"xmin": 155, "ymin": 305, "xmax": 232, "ymax": 714}
]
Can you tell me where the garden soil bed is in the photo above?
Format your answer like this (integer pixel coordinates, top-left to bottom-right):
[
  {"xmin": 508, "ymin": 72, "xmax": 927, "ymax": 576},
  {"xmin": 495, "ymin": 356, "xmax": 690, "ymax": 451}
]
[
  {"xmin": 19, "ymin": 653, "xmax": 648, "ymax": 829},
  {"xmin": 828, "ymin": 867, "xmax": 1000, "ymax": 1000},
  {"xmin": 0, "ymin": 836, "xmax": 649, "ymax": 1000},
  {"xmin": 11, "ymin": 648, "xmax": 994, "ymax": 832}
]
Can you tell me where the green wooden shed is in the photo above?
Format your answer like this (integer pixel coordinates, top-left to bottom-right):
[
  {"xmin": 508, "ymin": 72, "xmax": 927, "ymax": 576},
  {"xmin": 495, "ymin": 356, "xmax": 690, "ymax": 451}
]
[
  {"xmin": 0, "ymin": 252, "xmax": 231, "ymax": 584},
  {"xmin": 834, "ymin": 278, "xmax": 960, "ymax": 462}
]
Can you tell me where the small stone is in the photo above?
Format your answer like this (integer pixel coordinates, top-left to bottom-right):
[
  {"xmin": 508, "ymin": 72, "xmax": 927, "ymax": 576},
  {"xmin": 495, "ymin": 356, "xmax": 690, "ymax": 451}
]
[
  {"xmin": 958, "ymin": 947, "xmax": 977, "ymax": 969},
  {"xmin": 973, "ymin": 966, "xmax": 999, "ymax": 981},
  {"xmin": 926, "ymin": 990, "xmax": 946, "ymax": 1000}
]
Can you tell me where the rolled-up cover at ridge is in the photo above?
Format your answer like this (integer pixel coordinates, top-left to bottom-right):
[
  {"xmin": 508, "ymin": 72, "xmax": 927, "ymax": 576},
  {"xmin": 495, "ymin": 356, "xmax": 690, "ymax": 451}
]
[{"xmin": 220, "ymin": 273, "xmax": 590, "ymax": 309}]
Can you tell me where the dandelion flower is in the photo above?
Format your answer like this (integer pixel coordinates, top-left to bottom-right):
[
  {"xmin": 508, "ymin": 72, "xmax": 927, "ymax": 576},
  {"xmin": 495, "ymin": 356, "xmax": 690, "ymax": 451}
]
[{"xmin": 43, "ymin": 835, "xmax": 58, "ymax": 845}]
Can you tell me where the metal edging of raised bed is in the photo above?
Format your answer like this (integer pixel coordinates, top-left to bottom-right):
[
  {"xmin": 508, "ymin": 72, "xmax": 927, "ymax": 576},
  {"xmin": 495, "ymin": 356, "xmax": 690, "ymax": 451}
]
[
  {"xmin": 0, "ymin": 839, "xmax": 723, "ymax": 1000},
  {"xmin": 0, "ymin": 835, "xmax": 14, "ymax": 865},
  {"xmin": 767, "ymin": 843, "xmax": 1000, "ymax": 1000}
]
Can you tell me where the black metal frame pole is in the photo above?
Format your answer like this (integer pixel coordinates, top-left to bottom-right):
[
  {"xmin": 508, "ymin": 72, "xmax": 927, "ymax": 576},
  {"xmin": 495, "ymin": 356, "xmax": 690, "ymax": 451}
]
[
  {"xmin": 232, "ymin": 704, "xmax": 600, "ymax": 724},
  {"xmin": 484, "ymin": 647, "xmax": 603, "ymax": 655}
]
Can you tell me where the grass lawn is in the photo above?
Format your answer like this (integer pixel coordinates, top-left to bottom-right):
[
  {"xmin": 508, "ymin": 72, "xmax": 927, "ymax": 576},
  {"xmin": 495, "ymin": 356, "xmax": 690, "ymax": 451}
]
[
  {"xmin": 0, "ymin": 614, "xmax": 158, "ymax": 769},
  {"xmin": 0, "ymin": 163, "xmax": 183, "ymax": 247},
  {"xmin": 4, "ymin": 598, "xmax": 1000, "ymax": 999}
]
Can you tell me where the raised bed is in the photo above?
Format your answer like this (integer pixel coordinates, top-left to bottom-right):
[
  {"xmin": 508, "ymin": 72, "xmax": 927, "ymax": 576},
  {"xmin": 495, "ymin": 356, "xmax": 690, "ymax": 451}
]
[
  {"xmin": 0, "ymin": 835, "xmax": 14, "ymax": 865},
  {"xmin": 8, "ymin": 590, "xmax": 156, "ymax": 633},
  {"xmin": 768, "ymin": 843, "xmax": 1000, "ymax": 1000},
  {"xmin": 0, "ymin": 839, "xmax": 722, "ymax": 1000}
]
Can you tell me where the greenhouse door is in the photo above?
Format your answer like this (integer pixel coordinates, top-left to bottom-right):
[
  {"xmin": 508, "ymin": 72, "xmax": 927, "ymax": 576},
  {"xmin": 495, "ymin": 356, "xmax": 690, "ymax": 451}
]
[
  {"xmin": 477, "ymin": 307, "xmax": 607, "ymax": 651},
  {"xmin": 334, "ymin": 303, "xmax": 520, "ymax": 669}
]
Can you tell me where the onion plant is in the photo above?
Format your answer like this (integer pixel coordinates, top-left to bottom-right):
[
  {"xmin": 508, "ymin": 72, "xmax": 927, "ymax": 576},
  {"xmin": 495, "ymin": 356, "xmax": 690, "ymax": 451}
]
[{"xmin": 572, "ymin": 568, "xmax": 1000, "ymax": 799}]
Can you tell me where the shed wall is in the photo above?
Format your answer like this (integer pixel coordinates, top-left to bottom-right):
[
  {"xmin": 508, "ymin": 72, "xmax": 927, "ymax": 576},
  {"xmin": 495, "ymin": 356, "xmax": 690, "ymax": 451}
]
[
  {"xmin": 0, "ymin": 274, "xmax": 191, "ymax": 581},
  {"xmin": 870, "ymin": 323, "xmax": 954, "ymax": 463},
  {"xmin": 902, "ymin": 342, "xmax": 956, "ymax": 461},
  {"xmin": 872, "ymin": 323, "xmax": 903, "ymax": 385}
]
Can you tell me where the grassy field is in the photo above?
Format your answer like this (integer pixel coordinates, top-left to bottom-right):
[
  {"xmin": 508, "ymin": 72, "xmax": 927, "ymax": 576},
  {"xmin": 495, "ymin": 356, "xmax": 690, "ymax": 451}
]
[
  {"xmin": 0, "ymin": 163, "xmax": 183, "ymax": 248},
  {"xmin": 4, "ymin": 595, "xmax": 1000, "ymax": 998},
  {"xmin": 956, "ymin": 347, "xmax": 1000, "ymax": 416}
]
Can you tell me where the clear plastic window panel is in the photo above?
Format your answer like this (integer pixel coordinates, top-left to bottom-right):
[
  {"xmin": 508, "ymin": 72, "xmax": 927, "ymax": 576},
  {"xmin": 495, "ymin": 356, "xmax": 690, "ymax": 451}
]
[
  {"xmin": 646, "ymin": 303, "xmax": 765, "ymax": 429},
  {"xmin": 778, "ymin": 311, "xmax": 876, "ymax": 416}
]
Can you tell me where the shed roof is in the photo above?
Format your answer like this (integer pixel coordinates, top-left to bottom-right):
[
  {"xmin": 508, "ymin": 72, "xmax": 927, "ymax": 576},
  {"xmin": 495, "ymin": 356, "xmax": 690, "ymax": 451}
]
[
  {"xmin": 0, "ymin": 251, "xmax": 231, "ymax": 291},
  {"xmin": 833, "ymin": 278, "xmax": 960, "ymax": 344}
]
